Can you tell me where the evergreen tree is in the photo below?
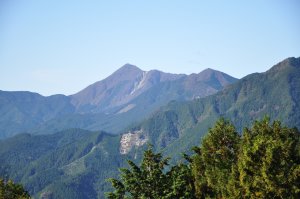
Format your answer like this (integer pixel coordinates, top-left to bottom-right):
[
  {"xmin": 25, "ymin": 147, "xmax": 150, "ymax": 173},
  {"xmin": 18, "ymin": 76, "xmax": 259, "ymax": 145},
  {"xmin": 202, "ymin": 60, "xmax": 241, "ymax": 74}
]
[
  {"xmin": 190, "ymin": 146, "xmax": 213, "ymax": 199},
  {"xmin": 200, "ymin": 118, "xmax": 240, "ymax": 198},
  {"xmin": 165, "ymin": 163, "xmax": 196, "ymax": 199},
  {"xmin": 0, "ymin": 178, "xmax": 30, "ymax": 199},
  {"xmin": 107, "ymin": 118, "xmax": 300, "ymax": 199},
  {"xmin": 107, "ymin": 145, "xmax": 194, "ymax": 199},
  {"xmin": 236, "ymin": 118, "xmax": 300, "ymax": 198}
]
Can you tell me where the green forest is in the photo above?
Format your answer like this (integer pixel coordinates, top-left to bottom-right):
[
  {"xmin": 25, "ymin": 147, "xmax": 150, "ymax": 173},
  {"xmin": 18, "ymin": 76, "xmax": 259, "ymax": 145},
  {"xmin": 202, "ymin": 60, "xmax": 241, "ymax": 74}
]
[
  {"xmin": 107, "ymin": 118, "xmax": 300, "ymax": 199},
  {"xmin": 1, "ymin": 118, "xmax": 299, "ymax": 198},
  {"xmin": 0, "ymin": 179, "xmax": 30, "ymax": 199}
]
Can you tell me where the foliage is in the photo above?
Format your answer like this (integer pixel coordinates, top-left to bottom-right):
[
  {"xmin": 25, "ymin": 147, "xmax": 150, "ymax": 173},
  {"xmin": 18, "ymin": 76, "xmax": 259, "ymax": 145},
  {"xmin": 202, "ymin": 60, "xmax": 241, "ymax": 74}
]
[
  {"xmin": 200, "ymin": 118, "xmax": 240, "ymax": 197},
  {"xmin": 0, "ymin": 57, "xmax": 299, "ymax": 198},
  {"xmin": 234, "ymin": 117, "xmax": 300, "ymax": 198},
  {"xmin": 0, "ymin": 178, "xmax": 30, "ymax": 199},
  {"xmin": 188, "ymin": 118, "xmax": 240, "ymax": 198},
  {"xmin": 107, "ymin": 145, "xmax": 195, "ymax": 199},
  {"xmin": 108, "ymin": 118, "xmax": 300, "ymax": 199},
  {"xmin": 0, "ymin": 129, "xmax": 126, "ymax": 199}
]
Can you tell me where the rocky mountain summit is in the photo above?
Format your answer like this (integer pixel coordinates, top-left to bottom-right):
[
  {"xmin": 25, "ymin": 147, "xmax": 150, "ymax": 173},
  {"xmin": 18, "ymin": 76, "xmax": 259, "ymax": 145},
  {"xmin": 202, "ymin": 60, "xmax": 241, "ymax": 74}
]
[{"xmin": 70, "ymin": 64, "xmax": 185, "ymax": 113}]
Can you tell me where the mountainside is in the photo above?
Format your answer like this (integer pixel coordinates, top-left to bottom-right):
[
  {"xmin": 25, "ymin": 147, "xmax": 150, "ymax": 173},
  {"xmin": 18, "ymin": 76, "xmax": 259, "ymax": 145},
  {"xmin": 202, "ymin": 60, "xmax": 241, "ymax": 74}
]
[
  {"xmin": 0, "ymin": 57, "xmax": 299, "ymax": 198},
  {"xmin": 0, "ymin": 65, "xmax": 237, "ymax": 138},
  {"xmin": 120, "ymin": 57, "xmax": 300, "ymax": 157},
  {"xmin": 0, "ymin": 129, "xmax": 126, "ymax": 199},
  {"xmin": 70, "ymin": 64, "xmax": 185, "ymax": 113},
  {"xmin": 0, "ymin": 92, "xmax": 74, "ymax": 138},
  {"xmin": 70, "ymin": 65, "xmax": 236, "ymax": 114}
]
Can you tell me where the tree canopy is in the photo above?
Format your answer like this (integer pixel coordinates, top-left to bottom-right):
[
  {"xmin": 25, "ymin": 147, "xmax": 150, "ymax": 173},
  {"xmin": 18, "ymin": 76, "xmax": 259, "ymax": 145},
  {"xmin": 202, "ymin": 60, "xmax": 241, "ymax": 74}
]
[
  {"xmin": 0, "ymin": 178, "xmax": 30, "ymax": 199},
  {"xmin": 107, "ymin": 118, "xmax": 300, "ymax": 199},
  {"xmin": 107, "ymin": 145, "xmax": 195, "ymax": 199}
]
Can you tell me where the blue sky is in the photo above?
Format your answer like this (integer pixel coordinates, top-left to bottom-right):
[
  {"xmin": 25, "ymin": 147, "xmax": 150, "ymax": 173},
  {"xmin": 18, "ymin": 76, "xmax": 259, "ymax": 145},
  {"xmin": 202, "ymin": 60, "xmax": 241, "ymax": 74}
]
[{"xmin": 0, "ymin": 0, "xmax": 299, "ymax": 96}]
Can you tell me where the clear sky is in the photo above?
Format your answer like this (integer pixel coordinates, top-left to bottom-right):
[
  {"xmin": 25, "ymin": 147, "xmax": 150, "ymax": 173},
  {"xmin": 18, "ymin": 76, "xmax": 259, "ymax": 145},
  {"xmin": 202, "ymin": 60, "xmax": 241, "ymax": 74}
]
[{"xmin": 0, "ymin": 0, "xmax": 299, "ymax": 96}]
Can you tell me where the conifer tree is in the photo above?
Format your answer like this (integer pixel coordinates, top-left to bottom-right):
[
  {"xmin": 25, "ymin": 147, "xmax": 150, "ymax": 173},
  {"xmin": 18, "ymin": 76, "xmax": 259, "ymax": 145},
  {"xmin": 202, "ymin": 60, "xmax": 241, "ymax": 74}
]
[
  {"xmin": 200, "ymin": 118, "xmax": 240, "ymax": 198},
  {"xmin": 107, "ymin": 145, "xmax": 195, "ymax": 199},
  {"xmin": 0, "ymin": 178, "xmax": 30, "ymax": 199},
  {"xmin": 236, "ymin": 118, "xmax": 300, "ymax": 198},
  {"xmin": 107, "ymin": 118, "xmax": 300, "ymax": 199},
  {"xmin": 165, "ymin": 163, "xmax": 196, "ymax": 199},
  {"xmin": 190, "ymin": 146, "xmax": 213, "ymax": 199}
]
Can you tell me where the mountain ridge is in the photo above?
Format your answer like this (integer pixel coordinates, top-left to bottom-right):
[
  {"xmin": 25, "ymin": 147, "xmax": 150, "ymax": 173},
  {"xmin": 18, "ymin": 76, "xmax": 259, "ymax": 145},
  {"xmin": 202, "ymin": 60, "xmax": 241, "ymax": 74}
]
[
  {"xmin": 123, "ymin": 57, "xmax": 300, "ymax": 155},
  {"xmin": 70, "ymin": 64, "xmax": 186, "ymax": 113},
  {"xmin": 0, "ymin": 65, "xmax": 237, "ymax": 139},
  {"xmin": 0, "ymin": 57, "xmax": 299, "ymax": 198}
]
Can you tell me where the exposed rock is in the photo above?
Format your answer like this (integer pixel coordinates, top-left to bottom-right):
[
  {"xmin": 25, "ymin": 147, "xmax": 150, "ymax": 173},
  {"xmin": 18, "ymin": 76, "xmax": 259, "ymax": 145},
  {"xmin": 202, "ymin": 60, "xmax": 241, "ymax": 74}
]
[
  {"xmin": 117, "ymin": 104, "xmax": 136, "ymax": 114},
  {"xmin": 120, "ymin": 130, "xmax": 148, "ymax": 154}
]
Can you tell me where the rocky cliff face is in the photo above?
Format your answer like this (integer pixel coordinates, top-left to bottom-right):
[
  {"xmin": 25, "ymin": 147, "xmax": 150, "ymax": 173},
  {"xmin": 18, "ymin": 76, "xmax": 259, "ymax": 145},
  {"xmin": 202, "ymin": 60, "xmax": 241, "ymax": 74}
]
[{"xmin": 120, "ymin": 130, "xmax": 148, "ymax": 154}]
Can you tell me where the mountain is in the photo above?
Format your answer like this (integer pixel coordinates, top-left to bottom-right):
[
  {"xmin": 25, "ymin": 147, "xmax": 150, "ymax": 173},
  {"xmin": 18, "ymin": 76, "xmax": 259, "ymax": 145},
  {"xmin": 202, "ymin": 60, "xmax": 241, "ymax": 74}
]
[
  {"xmin": 119, "ymin": 57, "xmax": 300, "ymax": 157},
  {"xmin": 0, "ymin": 92, "xmax": 74, "ymax": 138},
  {"xmin": 0, "ymin": 57, "xmax": 299, "ymax": 198},
  {"xmin": 0, "ymin": 129, "xmax": 126, "ymax": 199},
  {"xmin": 70, "ymin": 64, "xmax": 236, "ymax": 114},
  {"xmin": 70, "ymin": 64, "xmax": 185, "ymax": 113},
  {"xmin": 0, "ymin": 65, "xmax": 237, "ymax": 139}
]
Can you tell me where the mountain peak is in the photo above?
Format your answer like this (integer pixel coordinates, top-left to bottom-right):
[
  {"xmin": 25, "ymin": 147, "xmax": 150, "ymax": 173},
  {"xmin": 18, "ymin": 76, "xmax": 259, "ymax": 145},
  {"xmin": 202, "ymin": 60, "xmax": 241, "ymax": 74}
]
[
  {"xmin": 197, "ymin": 68, "xmax": 224, "ymax": 79},
  {"xmin": 192, "ymin": 68, "xmax": 238, "ymax": 89},
  {"xmin": 116, "ymin": 63, "xmax": 143, "ymax": 73},
  {"xmin": 198, "ymin": 68, "xmax": 220, "ymax": 76},
  {"xmin": 268, "ymin": 57, "xmax": 300, "ymax": 73},
  {"xmin": 280, "ymin": 57, "xmax": 299, "ymax": 65},
  {"xmin": 202, "ymin": 68, "xmax": 216, "ymax": 72}
]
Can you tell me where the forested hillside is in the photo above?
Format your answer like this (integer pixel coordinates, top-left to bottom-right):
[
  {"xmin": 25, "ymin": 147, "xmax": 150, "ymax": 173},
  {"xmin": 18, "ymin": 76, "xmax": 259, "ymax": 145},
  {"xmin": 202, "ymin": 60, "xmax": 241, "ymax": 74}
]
[
  {"xmin": 0, "ymin": 129, "xmax": 126, "ymax": 198},
  {"xmin": 0, "ymin": 57, "xmax": 299, "ymax": 198},
  {"xmin": 108, "ymin": 118, "xmax": 300, "ymax": 198},
  {"xmin": 123, "ymin": 57, "xmax": 300, "ymax": 158}
]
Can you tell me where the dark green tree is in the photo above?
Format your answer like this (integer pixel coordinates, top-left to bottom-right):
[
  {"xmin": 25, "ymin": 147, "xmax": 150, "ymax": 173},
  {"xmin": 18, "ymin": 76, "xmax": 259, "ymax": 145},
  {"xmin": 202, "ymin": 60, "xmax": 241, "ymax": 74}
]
[
  {"xmin": 107, "ymin": 145, "xmax": 194, "ymax": 199},
  {"xmin": 200, "ymin": 118, "xmax": 240, "ymax": 198},
  {"xmin": 165, "ymin": 163, "xmax": 196, "ymax": 199},
  {"xmin": 189, "ymin": 146, "xmax": 213, "ymax": 199},
  {"xmin": 235, "ymin": 118, "xmax": 300, "ymax": 198},
  {"xmin": 0, "ymin": 178, "xmax": 30, "ymax": 199},
  {"xmin": 107, "ymin": 118, "xmax": 300, "ymax": 199}
]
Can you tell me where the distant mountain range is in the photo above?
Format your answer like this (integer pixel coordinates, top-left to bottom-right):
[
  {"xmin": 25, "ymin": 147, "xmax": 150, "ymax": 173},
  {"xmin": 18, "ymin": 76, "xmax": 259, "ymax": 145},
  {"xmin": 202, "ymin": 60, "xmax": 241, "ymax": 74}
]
[
  {"xmin": 0, "ymin": 57, "xmax": 299, "ymax": 198},
  {"xmin": 0, "ymin": 64, "xmax": 237, "ymax": 139}
]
